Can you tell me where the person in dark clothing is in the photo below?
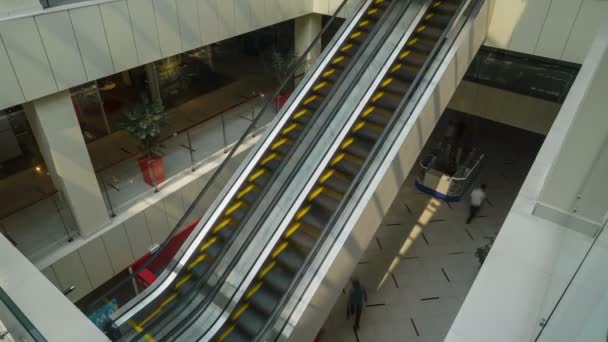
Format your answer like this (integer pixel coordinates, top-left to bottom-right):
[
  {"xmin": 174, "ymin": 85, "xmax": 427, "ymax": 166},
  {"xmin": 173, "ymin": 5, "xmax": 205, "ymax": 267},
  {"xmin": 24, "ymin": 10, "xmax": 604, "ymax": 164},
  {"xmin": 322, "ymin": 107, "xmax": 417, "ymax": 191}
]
[{"xmin": 347, "ymin": 279, "xmax": 367, "ymax": 330}]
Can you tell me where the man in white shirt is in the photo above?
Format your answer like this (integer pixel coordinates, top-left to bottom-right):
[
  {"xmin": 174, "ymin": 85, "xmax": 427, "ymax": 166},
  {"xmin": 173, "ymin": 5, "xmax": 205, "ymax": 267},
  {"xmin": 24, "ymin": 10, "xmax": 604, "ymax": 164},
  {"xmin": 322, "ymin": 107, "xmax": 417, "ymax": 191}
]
[{"xmin": 466, "ymin": 184, "xmax": 486, "ymax": 224}]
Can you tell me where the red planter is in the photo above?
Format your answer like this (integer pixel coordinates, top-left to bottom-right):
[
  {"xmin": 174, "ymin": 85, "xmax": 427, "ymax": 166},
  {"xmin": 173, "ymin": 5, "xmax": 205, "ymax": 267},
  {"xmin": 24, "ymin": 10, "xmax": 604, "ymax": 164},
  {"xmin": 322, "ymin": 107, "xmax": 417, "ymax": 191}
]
[
  {"xmin": 137, "ymin": 155, "xmax": 165, "ymax": 186},
  {"xmin": 275, "ymin": 93, "xmax": 291, "ymax": 111}
]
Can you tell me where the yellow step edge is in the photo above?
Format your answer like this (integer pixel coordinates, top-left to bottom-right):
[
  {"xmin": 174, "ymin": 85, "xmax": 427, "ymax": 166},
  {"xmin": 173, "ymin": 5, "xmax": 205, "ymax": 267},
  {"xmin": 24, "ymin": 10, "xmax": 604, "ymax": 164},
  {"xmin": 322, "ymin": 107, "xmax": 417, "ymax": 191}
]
[
  {"xmin": 303, "ymin": 95, "xmax": 319, "ymax": 105},
  {"xmin": 433, "ymin": 1, "xmax": 442, "ymax": 8},
  {"xmin": 417, "ymin": 25, "xmax": 427, "ymax": 33},
  {"xmin": 128, "ymin": 320, "xmax": 157, "ymax": 342},
  {"xmin": 332, "ymin": 56, "xmax": 345, "ymax": 65},
  {"xmin": 284, "ymin": 222, "xmax": 302, "ymax": 238},
  {"xmin": 245, "ymin": 282, "xmax": 264, "ymax": 300},
  {"xmin": 322, "ymin": 69, "xmax": 336, "ymax": 78},
  {"xmin": 381, "ymin": 78, "xmax": 394, "ymax": 88},
  {"xmin": 175, "ymin": 274, "xmax": 192, "ymax": 289},
  {"xmin": 367, "ymin": 8, "xmax": 378, "ymax": 15},
  {"xmin": 391, "ymin": 64, "xmax": 402, "ymax": 73},
  {"xmin": 399, "ymin": 50, "xmax": 411, "ymax": 60},
  {"xmin": 271, "ymin": 241, "xmax": 289, "ymax": 258},
  {"xmin": 308, "ymin": 186, "xmax": 325, "ymax": 201},
  {"xmin": 293, "ymin": 108, "xmax": 309, "ymax": 119},
  {"xmin": 358, "ymin": 20, "xmax": 370, "ymax": 27},
  {"xmin": 272, "ymin": 137, "xmax": 289, "ymax": 151},
  {"xmin": 350, "ymin": 31, "xmax": 362, "ymax": 39},
  {"xmin": 362, "ymin": 106, "xmax": 376, "ymax": 118},
  {"xmin": 232, "ymin": 303, "xmax": 250, "ymax": 321},
  {"xmin": 296, "ymin": 205, "xmax": 311, "ymax": 220},
  {"xmin": 341, "ymin": 137, "xmax": 355, "ymax": 150},
  {"xmin": 259, "ymin": 261, "xmax": 277, "ymax": 279},
  {"xmin": 319, "ymin": 169, "xmax": 335, "ymax": 184},
  {"xmin": 374, "ymin": 0, "xmax": 384, "ymax": 4},
  {"xmin": 281, "ymin": 122, "xmax": 299, "ymax": 135},
  {"xmin": 352, "ymin": 120, "xmax": 366, "ymax": 132},
  {"xmin": 407, "ymin": 37, "xmax": 419, "ymax": 46},
  {"xmin": 139, "ymin": 293, "xmax": 177, "ymax": 326},
  {"xmin": 261, "ymin": 152, "xmax": 279, "ymax": 166},
  {"xmin": 425, "ymin": 13, "xmax": 435, "ymax": 20},
  {"xmin": 188, "ymin": 254, "xmax": 207, "ymax": 270},
  {"xmin": 313, "ymin": 81, "xmax": 328, "ymax": 91},
  {"xmin": 248, "ymin": 169, "xmax": 265, "ymax": 182},
  {"xmin": 225, "ymin": 201, "xmax": 243, "ymax": 216},
  {"xmin": 200, "ymin": 236, "xmax": 218, "ymax": 252},
  {"xmin": 218, "ymin": 324, "xmax": 236, "ymax": 342},
  {"xmin": 212, "ymin": 218, "xmax": 233, "ymax": 234},
  {"xmin": 371, "ymin": 91, "xmax": 385, "ymax": 103},
  {"xmin": 341, "ymin": 44, "xmax": 353, "ymax": 53},
  {"xmin": 331, "ymin": 153, "xmax": 345, "ymax": 166},
  {"xmin": 237, "ymin": 184, "xmax": 256, "ymax": 199}
]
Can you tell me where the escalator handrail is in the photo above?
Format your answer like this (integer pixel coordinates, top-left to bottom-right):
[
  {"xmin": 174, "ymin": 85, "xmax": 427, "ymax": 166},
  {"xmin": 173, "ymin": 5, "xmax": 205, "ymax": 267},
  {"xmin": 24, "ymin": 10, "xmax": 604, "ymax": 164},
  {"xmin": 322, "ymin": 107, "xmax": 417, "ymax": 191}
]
[
  {"xmin": 103, "ymin": 0, "xmax": 356, "ymax": 328},
  {"xmin": 156, "ymin": 1, "xmax": 409, "ymax": 340},
  {"xmin": 128, "ymin": 0, "xmax": 377, "ymax": 340},
  {"xmin": 259, "ymin": 0, "xmax": 482, "ymax": 339}
]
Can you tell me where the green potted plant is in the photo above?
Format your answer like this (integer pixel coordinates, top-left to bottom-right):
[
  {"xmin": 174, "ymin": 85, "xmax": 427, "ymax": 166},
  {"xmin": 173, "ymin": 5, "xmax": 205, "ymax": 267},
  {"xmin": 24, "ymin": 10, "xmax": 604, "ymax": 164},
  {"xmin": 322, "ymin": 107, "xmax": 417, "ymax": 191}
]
[
  {"xmin": 119, "ymin": 99, "xmax": 168, "ymax": 187},
  {"xmin": 270, "ymin": 50, "xmax": 298, "ymax": 111}
]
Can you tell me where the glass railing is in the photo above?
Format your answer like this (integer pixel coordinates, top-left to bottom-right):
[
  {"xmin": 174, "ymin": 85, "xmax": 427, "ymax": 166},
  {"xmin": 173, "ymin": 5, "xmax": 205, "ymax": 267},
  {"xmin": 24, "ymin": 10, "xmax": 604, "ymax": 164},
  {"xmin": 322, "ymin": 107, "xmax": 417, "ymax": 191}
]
[
  {"xmin": 95, "ymin": 92, "xmax": 275, "ymax": 216},
  {"xmin": 534, "ymin": 216, "xmax": 608, "ymax": 342},
  {"xmin": 0, "ymin": 288, "xmax": 46, "ymax": 342},
  {"xmin": 0, "ymin": 191, "xmax": 77, "ymax": 262}
]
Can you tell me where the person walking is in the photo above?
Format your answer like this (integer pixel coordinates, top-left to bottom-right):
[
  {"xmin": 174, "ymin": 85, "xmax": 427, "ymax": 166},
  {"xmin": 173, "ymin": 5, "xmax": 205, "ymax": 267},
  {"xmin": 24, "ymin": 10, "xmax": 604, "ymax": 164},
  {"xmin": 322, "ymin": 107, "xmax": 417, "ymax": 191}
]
[
  {"xmin": 347, "ymin": 279, "xmax": 367, "ymax": 331},
  {"xmin": 466, "ymin": 184, "xmax": 486, "ymax": 224}
]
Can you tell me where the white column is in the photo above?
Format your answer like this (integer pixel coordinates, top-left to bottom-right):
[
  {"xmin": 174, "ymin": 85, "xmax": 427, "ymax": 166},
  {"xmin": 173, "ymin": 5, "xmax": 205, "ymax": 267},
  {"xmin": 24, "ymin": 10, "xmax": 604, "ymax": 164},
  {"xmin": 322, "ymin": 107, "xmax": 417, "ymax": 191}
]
[
  {"xmin": 539, "ymin": 25, "xmax": 608, "ymax": 227},
  {"xmin": 295, "ymin": 14, "xmax": 322, "ymax": 75},
  {"xmin": 144, "ymin": 63, "xmax": 162, "ymax": 103},
  {"xmin": 25, "ymin": 91, "xmax": 110, "ymax": 237}
]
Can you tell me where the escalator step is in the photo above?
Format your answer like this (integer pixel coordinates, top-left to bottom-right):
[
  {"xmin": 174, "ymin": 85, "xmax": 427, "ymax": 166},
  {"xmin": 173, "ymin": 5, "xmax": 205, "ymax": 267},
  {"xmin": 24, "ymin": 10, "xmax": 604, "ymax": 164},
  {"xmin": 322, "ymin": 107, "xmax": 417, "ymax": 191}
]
[
  {"xmin": 418, "ymin": 26, "xmax": 443, "ymax": 40},
  {"xmin": 273, "ymin": 141, "xmax": 292, "ymax": 155},
  {"xmin": 435, "ymin": 1, "xmax": 460, "ymax": 13},
  {"xmin": 235, "ymin": 307, "xmax": 265, "ymax": 337},
  {"xmin": 401, "ymin": 51, "xmax": 428, "ymax": 67},
  {"xmin": 294, "ymin": 110, "xmax": 314, "ymax": 125},
  {"xmin": 262, "ymin": 159, "xmax": 281, "ymax": 173},
  {"xmin": 205, "ymin": 240, "xmax": 223, "ymax": 259},
  {"xmin": 275, "ymin": 245, "xmax": 305, "ymax": 273},
  {"xmin": 230, "ymin": 206, "xmax": 248, "ymax": 222},
  {"xmin": 300, "ymin": 204, "xmax": 330, "ymax": 230},
  {"xmin": 425, "ymin": 13, "xmax": 452, "ymax": 27},
  {"xmin": 322, "ymin": 171, "xmax": 351, "ymax": 193},
  {"xmin": 349, "ymin": 31, "xmax": 369, "ymax": 44},
  {"xmin": 381, "ymin": 77, "xmax": 410, "ymax": 93},
  {"xmin": 354, "ymin": 124, "xmax": 382, "ymax": 142},
  {"xmin": 334, "ymin": 157, "xmax": 362, "ymax": 177},
  {"xmin": 249, "ymin": 286, "xmax": 280, "ymax": 316},
  {"xmin": 263, "ymin": 266, "xmax": 292, "ymax": 294},
  {"xmin": 191, "ymin": 261, "xmax": 210, "ymax": 278},
  {"xmin": 216, "ymin": 223, "xmax": 236, "ymax": 241},
  {"xmin": 311, "ymin": 192, "xmax": 341, "ymax": 213},
  {"xmin": 363, "ymin": 107, "xmax": 392, "ymax": 126},
  {"xmin": 251, "ymin": 171, "xmax": 271, "ymax": 187},
  {"xmin": 391, "ymin": 65, "xmax": 419, "ymax": 83},
  {"xmin": 372, "ymin": 91, "xmax": 403, "ymax": 110},
  {"xmin": 410, "ymin": 37, "xmax": 436, "ymax": 53},
  {"xmin": 240, "ymin": 188, "xmax": 260, "ymax": 205},
  {"xmin": 331, "ymin": 54, "xmax": 352, "ymax": 68},
  {"xmin": 345, "ymin": 139, "xmax": 373, "ymax": 159},
  {"xmin": 288, "ymin": 228, "xmax": 317, "ymax": 251},
  {"xmin": 223, "ymin": 327, "xmax": 249, "ymax": 342},
  {"xmin": 283, "ymin": 127, "xmax": 303, "ymax": 141}
]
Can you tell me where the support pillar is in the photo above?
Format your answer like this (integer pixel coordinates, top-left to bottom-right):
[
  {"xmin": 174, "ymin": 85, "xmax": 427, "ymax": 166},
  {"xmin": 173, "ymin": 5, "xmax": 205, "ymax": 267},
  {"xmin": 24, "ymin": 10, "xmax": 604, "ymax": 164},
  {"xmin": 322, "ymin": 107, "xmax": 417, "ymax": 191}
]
[
  {"xmin": 538, "ymin": 27, "xmax": 608, "ymax": 229},
  {"xmin": 144, "ymin": 63, "xmax": 162, "ymax": 104},
  {"xmin": 24, "ymin": 91, "xmax": 110, "ymax": 238},
  {"xmin": 295, "ymin": 14, "xmax": 322, "ymax": 77}
]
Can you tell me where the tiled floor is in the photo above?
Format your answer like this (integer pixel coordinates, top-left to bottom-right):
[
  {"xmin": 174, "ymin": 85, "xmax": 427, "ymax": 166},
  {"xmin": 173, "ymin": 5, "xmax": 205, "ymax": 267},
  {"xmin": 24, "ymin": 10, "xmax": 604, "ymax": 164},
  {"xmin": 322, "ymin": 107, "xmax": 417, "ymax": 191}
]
[{"xmin": 321, "ymin": 111, "xmax": 544, "ymax": 342}]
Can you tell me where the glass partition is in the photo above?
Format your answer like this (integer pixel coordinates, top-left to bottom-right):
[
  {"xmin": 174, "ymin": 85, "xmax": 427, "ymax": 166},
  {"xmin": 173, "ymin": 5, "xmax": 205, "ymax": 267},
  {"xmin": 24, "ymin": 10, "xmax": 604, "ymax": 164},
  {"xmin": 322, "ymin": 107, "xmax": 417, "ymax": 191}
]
[{"xmin": 0, "ymin": 287, "xmax": 45, "ymax": 342}]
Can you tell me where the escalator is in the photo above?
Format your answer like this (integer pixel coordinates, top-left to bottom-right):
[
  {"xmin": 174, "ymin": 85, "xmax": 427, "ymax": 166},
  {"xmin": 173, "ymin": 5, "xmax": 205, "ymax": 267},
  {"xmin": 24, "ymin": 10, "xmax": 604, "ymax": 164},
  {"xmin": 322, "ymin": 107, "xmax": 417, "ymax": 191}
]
[
  {"xmin": 109, "ymin": 0, "xmax": 399, "ymax": 340},
  {"xmin": 214, "ymin": 0, "xmax": 466, "ymax": 340}
]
